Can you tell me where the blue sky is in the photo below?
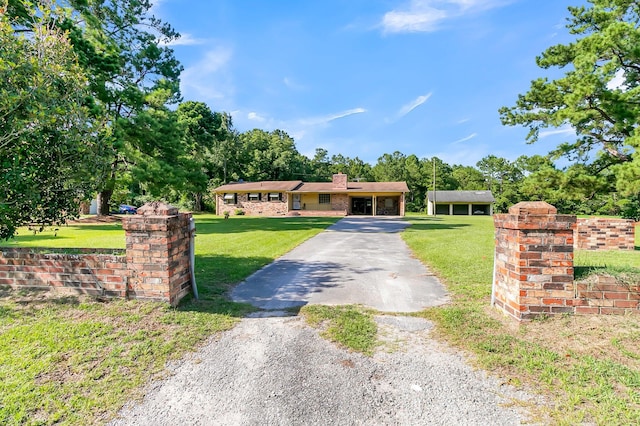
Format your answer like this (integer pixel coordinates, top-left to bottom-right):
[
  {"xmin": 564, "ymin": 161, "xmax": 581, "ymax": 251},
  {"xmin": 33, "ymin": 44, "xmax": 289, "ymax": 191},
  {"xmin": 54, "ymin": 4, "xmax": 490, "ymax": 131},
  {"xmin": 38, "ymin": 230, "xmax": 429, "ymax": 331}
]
[{"xmin": 152, "ymin": 0, "xmax": 587, "ymax": 167}]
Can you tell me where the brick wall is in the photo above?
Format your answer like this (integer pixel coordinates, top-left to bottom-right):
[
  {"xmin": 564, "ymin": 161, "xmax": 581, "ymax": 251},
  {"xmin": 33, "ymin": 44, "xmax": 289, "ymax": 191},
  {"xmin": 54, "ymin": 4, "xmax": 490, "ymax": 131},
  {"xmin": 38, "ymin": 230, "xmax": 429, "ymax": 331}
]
[
  {"xmin": 332, "ymin": 194, "xmax": 349, "ymax": 213},
  {"xmin": 0, "ymin": 248, "xmax": 127, "ymax": 297},
  {"xmin": 493, "ymin": 201, "xmax": 576, "ymax": 320},
  {"xmin": 376, "ymin": 196, "xmax": 400, "ymax": 215},
  {"xmin": 0, "ymin": 202, "xmax": 193, "ymax": 306},
  {"xmin": 575, "ymin": 276, "xmax": 639, "ymax": 315},
  {"xmin": 494, "ymin": 202, "xmax": 639, "ymax": 320},
  {"xmin": 217, "ymin": 193, "xmax": 289, "ymax": 216},
  {"xmin": 575, "ymin": 218, "xmax": 635, "ymax": 250}
]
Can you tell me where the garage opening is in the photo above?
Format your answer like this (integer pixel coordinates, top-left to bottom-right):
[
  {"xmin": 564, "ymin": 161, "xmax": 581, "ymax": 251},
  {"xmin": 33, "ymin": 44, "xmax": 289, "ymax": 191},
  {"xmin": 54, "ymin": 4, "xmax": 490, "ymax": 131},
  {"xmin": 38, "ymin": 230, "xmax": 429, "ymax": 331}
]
[
  {"xmin": 351, "ymin": 197, "xmax": 372, "ymax": 215},
  {"xmin": 435, "ymin": 204, "xmax": 449, "ymax": 215},
  {"xmin": 453, "ymin": 204, "xmax": 468, "ymax": 215},
  {"xmin": 472, "ymin": 204, "xmax": 490, "ymax": 215}
]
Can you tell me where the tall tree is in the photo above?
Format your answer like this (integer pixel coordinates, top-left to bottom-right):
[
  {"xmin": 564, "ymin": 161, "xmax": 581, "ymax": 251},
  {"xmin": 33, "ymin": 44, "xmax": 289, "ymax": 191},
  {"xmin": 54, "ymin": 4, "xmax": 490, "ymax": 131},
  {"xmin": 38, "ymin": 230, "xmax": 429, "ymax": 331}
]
[
  {"xmin": 0, "ymin": 1, "xmax": 105, "ymax": 239},
  {"xmin": 330, "ymin": 154, "xmax": 373, "ymax": 181},
  {"xmin": 476, "ymin": 155, "xmax": 523, "ymax": 212},
  {"xmin": 372, "ymin": 151, "xmax": 407, "ymax": 182},
  {"xmin": 239, "ymin": 129, "xmax": 303, "ymax": 181},
  {"xmin": 309, "ymin": 148, "xmax": 332, "ymax": 181},
  {"xmin": 452, "ymin": 165, "xmax": 486, "ymax": 190},
  {"xmin": 9, "ymin": 0, "xmax": 185, "ymax": 214},
  {"xmin": 499, "ymin": 0, "xmax": 640, "ymax": 196},
  {"xmin": 176, "ymin": 101, "xmax": 217, "ymax": 211}
]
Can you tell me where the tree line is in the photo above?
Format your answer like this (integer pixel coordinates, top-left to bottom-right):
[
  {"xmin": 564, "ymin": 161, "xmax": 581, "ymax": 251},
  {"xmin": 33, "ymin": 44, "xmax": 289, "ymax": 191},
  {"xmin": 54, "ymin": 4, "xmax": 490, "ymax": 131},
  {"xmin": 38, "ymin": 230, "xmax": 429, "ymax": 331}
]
[{"xmin": 1, "ymin": 0, "xmax": 639, "ymax": 240}]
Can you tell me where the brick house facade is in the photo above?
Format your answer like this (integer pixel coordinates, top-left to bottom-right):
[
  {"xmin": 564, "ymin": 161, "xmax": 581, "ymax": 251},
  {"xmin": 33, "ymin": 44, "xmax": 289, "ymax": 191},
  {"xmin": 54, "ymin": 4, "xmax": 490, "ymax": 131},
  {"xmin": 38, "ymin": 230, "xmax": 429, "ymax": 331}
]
[{"xmin": 214, "ymin": 173, "xmax": 409, "ymax": 217}]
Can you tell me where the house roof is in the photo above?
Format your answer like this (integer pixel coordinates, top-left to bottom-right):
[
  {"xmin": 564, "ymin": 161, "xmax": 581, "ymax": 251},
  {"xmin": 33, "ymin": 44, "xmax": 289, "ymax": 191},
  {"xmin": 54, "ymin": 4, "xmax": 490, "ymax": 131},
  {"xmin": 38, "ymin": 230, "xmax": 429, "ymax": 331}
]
[
  {"xmin": 294, "ymin": 181, "xmax": 409, "ymax": 193},
  {"xmin": 214, "ymin": 181, "xmax": 303, "ymax": 192},
  {"xmin": 214, "ymin": 180, "xmax": 409, "ymax": 193},
  {"xmin": 427, "ymin": 190, "xmax": 495, "ymax": 203}
]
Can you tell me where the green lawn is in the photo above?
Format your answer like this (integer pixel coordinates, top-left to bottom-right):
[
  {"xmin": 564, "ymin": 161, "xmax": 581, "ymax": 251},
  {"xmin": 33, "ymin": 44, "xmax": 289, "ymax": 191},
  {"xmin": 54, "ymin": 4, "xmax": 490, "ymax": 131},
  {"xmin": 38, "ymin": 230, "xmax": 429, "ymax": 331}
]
[
  {"xmin": 0, "ymin": 215, "xmax": 339, "ymax": 425},
  {"xmin": 402, "ymin": 214, "xmax": 640, "ymax": 425},
  {"xmin": 2, "ymin": 213, "xmax": 639, "ymax": 424}
]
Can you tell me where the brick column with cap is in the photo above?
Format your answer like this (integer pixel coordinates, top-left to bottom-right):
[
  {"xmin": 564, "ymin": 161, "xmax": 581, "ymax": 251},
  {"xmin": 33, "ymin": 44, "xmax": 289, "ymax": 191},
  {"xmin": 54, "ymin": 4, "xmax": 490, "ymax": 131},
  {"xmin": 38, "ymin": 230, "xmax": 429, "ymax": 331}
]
[
  {"xmin": 493, "ymin": 201, "xmax": 576, "ymax": 320},
  {"xmin": 121, "ymin": 201, "xmax": 192, "ymax": 306}
]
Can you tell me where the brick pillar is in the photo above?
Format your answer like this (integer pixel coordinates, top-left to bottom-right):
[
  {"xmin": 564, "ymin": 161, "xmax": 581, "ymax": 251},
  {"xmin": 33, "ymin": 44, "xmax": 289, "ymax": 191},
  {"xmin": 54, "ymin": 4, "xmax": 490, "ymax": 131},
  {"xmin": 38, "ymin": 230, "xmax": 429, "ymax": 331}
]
[
  {"xmin": 493, "ymin": 201, "xmax": 576, "ymax": 321},
  {"xmin": 121, "ymin": 201, "xmax": 192, "ymax": 306}
]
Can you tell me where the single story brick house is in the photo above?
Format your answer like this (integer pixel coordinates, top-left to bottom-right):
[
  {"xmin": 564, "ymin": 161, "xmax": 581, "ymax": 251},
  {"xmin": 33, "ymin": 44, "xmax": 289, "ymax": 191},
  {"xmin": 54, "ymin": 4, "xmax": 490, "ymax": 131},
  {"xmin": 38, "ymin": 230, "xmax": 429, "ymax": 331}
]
[
  {"xmin": 214, "ymin": 173, "xmax": 409, "ymax": 217},
  {"xmin": 426, "ymin": 190, "xmax": 495, "ymax": 216}
]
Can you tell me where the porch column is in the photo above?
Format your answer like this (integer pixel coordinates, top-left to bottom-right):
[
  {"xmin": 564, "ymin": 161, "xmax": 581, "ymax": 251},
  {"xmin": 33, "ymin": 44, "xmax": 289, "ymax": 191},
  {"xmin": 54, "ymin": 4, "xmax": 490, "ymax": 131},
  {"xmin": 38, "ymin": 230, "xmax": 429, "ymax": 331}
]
[
  {"xmin": 373, "ymin": 195, "xmax": 377, "ymax": 216},
  {"xmin": 468, "ymin": 204, "xmax": 472, "ymax": 215},
  {"xmin": 449, "ymin": 204, "xmax": 453, "ymax": 215}
]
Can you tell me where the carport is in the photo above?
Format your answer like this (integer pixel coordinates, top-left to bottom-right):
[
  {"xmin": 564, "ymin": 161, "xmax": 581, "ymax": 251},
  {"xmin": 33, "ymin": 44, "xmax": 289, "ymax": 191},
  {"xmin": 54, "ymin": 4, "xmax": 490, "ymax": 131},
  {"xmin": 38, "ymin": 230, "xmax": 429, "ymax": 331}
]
[{"xmin": 427, "ymin": 190, "xmax": 495, "ymax": 216}]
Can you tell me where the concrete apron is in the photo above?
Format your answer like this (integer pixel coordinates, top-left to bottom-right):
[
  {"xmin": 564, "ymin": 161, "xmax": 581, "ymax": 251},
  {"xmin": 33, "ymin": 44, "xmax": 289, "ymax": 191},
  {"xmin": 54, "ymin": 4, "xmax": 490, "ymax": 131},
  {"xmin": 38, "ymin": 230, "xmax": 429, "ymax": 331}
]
[{"xmin": 231, "ymin": 217, "xmax": 449, "ymax": 313}]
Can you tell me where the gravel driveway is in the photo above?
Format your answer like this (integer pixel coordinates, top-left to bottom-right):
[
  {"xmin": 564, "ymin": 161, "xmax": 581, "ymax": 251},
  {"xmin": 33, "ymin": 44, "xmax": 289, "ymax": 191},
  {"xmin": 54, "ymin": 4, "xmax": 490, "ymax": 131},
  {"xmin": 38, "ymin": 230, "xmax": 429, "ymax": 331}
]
[
  {"xmin": 110, "ymin": 316, "xmax": 533, "ymax": 425},
  {"xmin": 109, "ymin": 217, "xmax": 535, "ymax": 425}
]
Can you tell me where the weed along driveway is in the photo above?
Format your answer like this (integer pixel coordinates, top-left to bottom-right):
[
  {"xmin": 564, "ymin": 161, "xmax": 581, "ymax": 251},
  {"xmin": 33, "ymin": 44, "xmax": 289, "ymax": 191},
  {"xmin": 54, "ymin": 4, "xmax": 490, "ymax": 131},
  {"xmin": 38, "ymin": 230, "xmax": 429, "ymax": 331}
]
[
  {"xmin": 111, "ymin": 217, "xmax": 536, "ymax": 425},
  {"xmin": 231, "ymin": 217, "xmax": 449, "ymax": 312}
]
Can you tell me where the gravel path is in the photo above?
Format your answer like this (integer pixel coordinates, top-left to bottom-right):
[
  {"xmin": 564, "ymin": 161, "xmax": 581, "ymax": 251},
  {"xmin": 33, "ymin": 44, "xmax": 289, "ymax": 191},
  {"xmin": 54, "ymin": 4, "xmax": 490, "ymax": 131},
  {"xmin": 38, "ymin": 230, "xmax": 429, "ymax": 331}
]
[{"xmin": 109, "ymin": 315, "xmax": 534, "ymax": 425}]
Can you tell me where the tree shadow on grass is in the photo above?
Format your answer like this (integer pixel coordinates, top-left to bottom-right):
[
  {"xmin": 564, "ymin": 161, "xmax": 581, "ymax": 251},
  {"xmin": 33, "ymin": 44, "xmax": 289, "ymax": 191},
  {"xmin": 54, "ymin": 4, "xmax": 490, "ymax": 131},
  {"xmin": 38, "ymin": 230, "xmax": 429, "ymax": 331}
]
[
  {"xmin": 176, "ymin": 254, "xmax": 282, "ymax": 317},
  {"xmin": 193, "ymin": 217, "xmax": 340, "ymax": 235},
  {"xmin": 405, "ymin": 216, "xmax": 471, "ymax": 231}
]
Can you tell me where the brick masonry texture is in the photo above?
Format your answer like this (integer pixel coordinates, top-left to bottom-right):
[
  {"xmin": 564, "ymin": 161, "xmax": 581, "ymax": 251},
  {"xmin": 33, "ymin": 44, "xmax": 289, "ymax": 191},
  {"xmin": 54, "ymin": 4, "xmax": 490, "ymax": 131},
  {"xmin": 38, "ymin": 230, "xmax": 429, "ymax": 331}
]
[
  {"xmin": 493, "ymin": 202, "xmax": 639, "ymax": 320},
  {"xmin": 575, "ymin": 218, "xmax": 636, "ymax": 251},
  {"xmin": 0, "ymin": 248, "xmax": 128, "ymax": 297},
  {"xmin": 1, "ymin": 202, "xmax": 193, "ymax": 306},
  {"xmin": 217, "ymin": 193, "xmax": 290, "ymax": 217},
  {"xmin": 575, "ymin": 276, "xmax": 640, "ymax": 315}
]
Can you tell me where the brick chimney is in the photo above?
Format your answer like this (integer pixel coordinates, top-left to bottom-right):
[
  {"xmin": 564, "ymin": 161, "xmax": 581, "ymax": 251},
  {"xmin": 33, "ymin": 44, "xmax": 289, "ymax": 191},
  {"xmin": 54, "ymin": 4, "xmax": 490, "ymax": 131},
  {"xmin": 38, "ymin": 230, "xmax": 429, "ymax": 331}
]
[{"xmin": 332, "ymin": 173, "xmax": 348, "ymax": 190}]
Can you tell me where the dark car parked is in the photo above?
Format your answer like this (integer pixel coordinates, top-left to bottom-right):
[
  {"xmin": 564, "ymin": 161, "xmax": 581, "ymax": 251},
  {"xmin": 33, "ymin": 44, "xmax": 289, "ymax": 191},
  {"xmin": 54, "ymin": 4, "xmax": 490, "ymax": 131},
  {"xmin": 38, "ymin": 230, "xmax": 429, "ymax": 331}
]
[{"xmin": 119, "ymin": 204, "xmax": 137, "ymax": 214}]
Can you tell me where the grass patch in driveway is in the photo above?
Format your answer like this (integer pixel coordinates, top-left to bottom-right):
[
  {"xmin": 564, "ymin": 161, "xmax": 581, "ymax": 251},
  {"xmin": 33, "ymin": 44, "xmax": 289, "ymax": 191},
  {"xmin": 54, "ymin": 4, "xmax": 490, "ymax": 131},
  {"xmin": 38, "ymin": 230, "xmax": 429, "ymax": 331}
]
[
  {"xmin": 402, "ymin": 213, "xmax": 640, "ymax": 425},
  {"xmin": 0, "ymin": 215, "xmax": 338, "ymax": 425},
  {"xmin": 301, "ymin": 305, "xmax": 378, "ymax": 355}
]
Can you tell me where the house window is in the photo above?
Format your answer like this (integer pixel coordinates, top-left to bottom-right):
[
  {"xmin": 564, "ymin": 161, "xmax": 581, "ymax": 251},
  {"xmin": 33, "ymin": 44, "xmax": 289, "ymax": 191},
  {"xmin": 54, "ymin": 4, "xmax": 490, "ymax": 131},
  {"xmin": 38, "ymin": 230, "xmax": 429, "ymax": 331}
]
[
  {"xmin": 268, "ymin": 192, "xmax": 282, "ymax": 201},
  {"xmin": 223, "ymin": 193, "xmax": 237, "ymax": 205},
  {"xmin": 248, "ymin": 193, "xmax": 261, "ymax": 202},
  {"xmin": 319, "ymin": 194, "xmax": 331, "ymax": 204}
]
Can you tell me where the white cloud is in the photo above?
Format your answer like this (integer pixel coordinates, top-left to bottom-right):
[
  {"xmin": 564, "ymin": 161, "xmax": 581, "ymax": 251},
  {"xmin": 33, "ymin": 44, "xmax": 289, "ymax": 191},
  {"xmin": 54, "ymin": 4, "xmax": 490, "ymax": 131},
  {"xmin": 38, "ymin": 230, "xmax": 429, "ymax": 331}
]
[
  {"xmin": 382, "ymin": 7, "xmax": 447, "ymax": 33},
  {"xmin": 283, "ymin": 77, "xmax": 307, "ymax": 91},
  {"xmin": 247, "ymin": 112, "xmax": 266, "ymax": 122},
  {"xmin": 160, "ymin": 33, "xmax": 206, "ymax": 46},
  {"xmin": 381, "ymin": 0, "xmax": 512, "ymax": 34},
  {"xmin": 398, "ymin": 93, "xmax": 432, "ymax": 117},
  {"xmin": 452, "ymin": 132, "xmax": 478, "ymax": 144},
  {"xmin": 233, "ymin": 107, "xmax": 366, "ymax": 144},
  {"xmin": 299, "ymin": 108, "xmax": 367, "ymax": 126},
  {"xmin": 386, "ymin": 93, "xmax": 432, "ymax": 123},
  {"xmin": 539, "ymin": 125, "xmax": 574, "ymax": 139},
  {"xmin": 457, "ymin": 118, "xmax": 470, "ymax": 124},
  {"xmin": 180, "ymin": 46, "xmax": 233, "ymax": 102}
]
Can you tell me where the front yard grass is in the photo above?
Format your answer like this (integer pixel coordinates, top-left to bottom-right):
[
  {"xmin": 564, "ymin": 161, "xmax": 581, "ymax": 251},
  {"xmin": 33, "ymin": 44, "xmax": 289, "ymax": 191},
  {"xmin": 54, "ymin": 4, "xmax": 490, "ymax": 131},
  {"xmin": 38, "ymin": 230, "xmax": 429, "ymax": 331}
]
[
  {"xmin": 402, "ymin": 214, "xmax": 640, "ymax": 425},
  {"xmin": 0, "ymin": 215, "xmax": 339, "ymax": 425}
]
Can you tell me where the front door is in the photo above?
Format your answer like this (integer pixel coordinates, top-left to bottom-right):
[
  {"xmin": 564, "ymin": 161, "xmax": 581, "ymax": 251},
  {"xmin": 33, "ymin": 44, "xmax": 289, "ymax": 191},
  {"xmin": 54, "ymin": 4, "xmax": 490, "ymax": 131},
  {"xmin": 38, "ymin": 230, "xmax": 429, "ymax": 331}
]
[
  {"xmin": 293, "ymin": 194, "xmax": 301, "ymax": 210},
  {"xmin": 351, "ymin": 197, "xmax": 372, "ymax": 215}
]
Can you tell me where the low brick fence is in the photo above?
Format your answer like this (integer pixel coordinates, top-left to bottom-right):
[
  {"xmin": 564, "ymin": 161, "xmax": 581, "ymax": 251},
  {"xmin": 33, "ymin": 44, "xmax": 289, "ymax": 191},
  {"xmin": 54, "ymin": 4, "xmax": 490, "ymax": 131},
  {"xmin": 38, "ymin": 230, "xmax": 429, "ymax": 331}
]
[
  {"xmin": 575, "ymin": 276, "xmax": 640, "ymax": 315},
  {"xmin": 493, "ymin": 202, "xmax": 639, "ymax": 320},
  {"xmin": 575, "ymin": 218, "xmax": 635, "ymax": 250},
  {"xmin": 0, "ymin": 248, "xmax": 127, "ymax": 297},
  {"xmin": 0, "ymin": 202, "xmax": 193, "ymax": 306}
]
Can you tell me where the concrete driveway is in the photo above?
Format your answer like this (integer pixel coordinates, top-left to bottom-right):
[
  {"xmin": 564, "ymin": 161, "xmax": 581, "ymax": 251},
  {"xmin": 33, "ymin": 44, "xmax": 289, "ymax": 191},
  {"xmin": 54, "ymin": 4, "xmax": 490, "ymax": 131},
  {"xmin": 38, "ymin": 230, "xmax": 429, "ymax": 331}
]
[{"xmin": 231, "ymin": 217, "xmax": 448, "ymax": 312}]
